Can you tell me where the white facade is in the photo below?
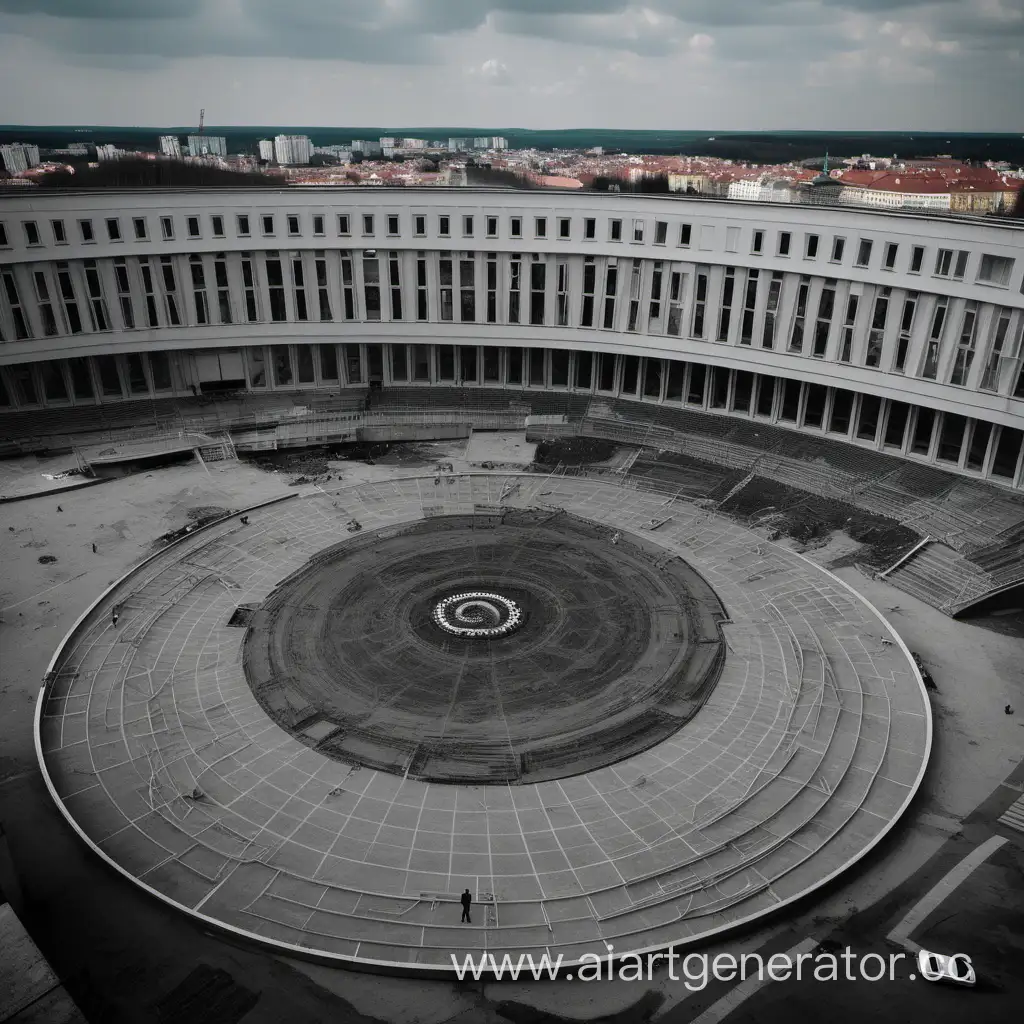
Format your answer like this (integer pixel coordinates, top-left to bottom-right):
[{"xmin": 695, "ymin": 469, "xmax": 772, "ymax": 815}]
[
  {"xmin": 258, "ymin": 139, "xmax": 275, "ymax": 162},
  {"xmin": 0, "ymin": 144, "xmax": 40, "ymax": 174},
  {"xmin": 273, "ymin": 135, "xmax": 312, "ymax": 165},
  {"xmin": 1, "ymin": 188, "xmax": 1023, "ymax": 487},
  {"xmin": 186, "ymin": 135, "xmax": 227, "ymax": 158},
  {"xmin": 158, "ymin": 135, "xmax": 183, "ymax": 160}
]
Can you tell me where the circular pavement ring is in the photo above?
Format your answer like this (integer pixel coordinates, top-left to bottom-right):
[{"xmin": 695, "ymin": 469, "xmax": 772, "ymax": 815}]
[{"xmin": 36, "ymin": 475, "xmax": 931, "ymax": 976}]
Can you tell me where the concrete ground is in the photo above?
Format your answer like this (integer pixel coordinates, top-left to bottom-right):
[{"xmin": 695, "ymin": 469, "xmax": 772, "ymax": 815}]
[{"xmin": 1, "ymin": 436, "xmax": 1022, "ymax": 1024}]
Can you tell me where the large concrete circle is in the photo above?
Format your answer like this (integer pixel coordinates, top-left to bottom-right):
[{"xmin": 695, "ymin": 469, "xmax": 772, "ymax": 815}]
[
  {"xmin": 36, "ymin": 475, "xmax": 931, "ymax": 976},
  {"xmin": 243, "ymin": 511, "xmax": 728, "ymax": 785}
]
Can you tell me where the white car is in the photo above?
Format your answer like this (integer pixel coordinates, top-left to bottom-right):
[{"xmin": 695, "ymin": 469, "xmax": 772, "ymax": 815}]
[{"xmin": 917, "ymin": 949, "xmax": 976, "ymax": 987}]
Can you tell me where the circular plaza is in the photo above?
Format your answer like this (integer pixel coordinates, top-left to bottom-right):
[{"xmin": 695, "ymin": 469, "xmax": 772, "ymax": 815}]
[{"xmin": 36, "ymin": 472, "xmax": 932, "ymax": 975}]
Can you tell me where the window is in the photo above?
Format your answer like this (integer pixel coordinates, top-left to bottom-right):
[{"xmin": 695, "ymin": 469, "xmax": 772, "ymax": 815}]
[
  {"xmin": 857, "ymin": 395, "xmax": 882, "ymax": 442},
  {"xmin": 965, "ymin": 421, "xmax": 992, "ymax": 472},
  {"xmin": 211, "ymin": 215, "xmax": 224, "ymax": 237},
  {"xmin": 438, "ymin": 215, "xmax": 450, "ymax": 236},
  {"xmin": 632, "ymin": 219, "xmax": 644, "ymax": 243},
  {"xmin": 803, "ymin": 384, "xmax": 827, "ymax": 428},
  {"xmin": 439, "ymin": 253, "xmax": 453, "ymax": 322},
  {"xmin": 813, "ymin": 282, "xmax": 836, "ymax": 358},
  {"xmin": 316, "ymin": 252, "xmax": 332, "ymax": 321},
  {"xmin": 894, "ymin": 294, "xmax": 917, "ymax": 373},
  {"xmin": 291, "ymin": 254, "xmax": 307, "ymax": 322},
  {"xmin": 138, "ymin": 257, "xmax": 159, "ymax": 328},
  {"xmin": 829, "ymin": 390, "xmax": 854, "ymax": 435},
  {"xmin": 884, "ymin": 402, "xmax": 909, "ymax": 449},
  {"xmin": 980, "ymin": 308, "xmax": 1012, "ymax": 391},
  {"xmin": 265, "ymin": 254, "xmax": 286, "ymax": 322},
  {"xmin": 0, "ymin": 222, "xmax": 7, "ymax": 247},
  {"xmin": 337, "ymin": 214, "xmax": 351, "ymax": 235},
  {"xmin": 486, "ymin": 216, "xmax": 498, "ymax": 237},
  {"xmin": 388, "ymin": 254, "xmax": 401, "ymax": 320},
  {"xmin": 790, "ymin": 276, "xmax": 810, "ymax": 352},
  {"xmin": 261, "ymin": 214, "xmax": 274, "ymax": 235},
  {"xmin": 33, "ymin": 270, "xmax": 59, "ymax": 336},
  {"xmin": 1, "ymin": 268, "xmax": 30, "ymax": 339},
  {"xmin": 461, "ymin": 215, "xmax": 473, "ymax": 236},
  {"xmin": 23, "ymin": 221, "xmax": 40, "ymax": 246},
  {"xmin": 388, "ymin": 214, "xmax": 400, "ymax": 235},
  {"xmin": 584, "ymin": 218, "xmax": 596, "ymax": 240},
  {"xmin": 189, "ymin": 255, "xmax": 209, "ymax": 325},
  {"xmin": 935, "ymin": 248, "xmax": 969, "ymax": 279},
  {"xmin": 762, "ymin": 271, "xmax": 782, "ymax": 350},
  {"xmin": 831, "ymin": 237, "xmax": 845, "ymax": 262},
  {"xmin": 839, "ymin": 293, "xmax": 859, "ymax": 363},
  {"xmin": 363, "ymin": 253, "xmax": 380, "ymax": 321},
  {"xmin": 81, "ymin": 219, "xmax": 96, "ymax": 242},
  {"xmin": 416, "ymin": 253, "xmax": 427, "ymax": 321},
  {"xmin": 83, "ymin": 259, "xmax": 110, "ymax": 332},
  {"xmin": 777, "ymin": 232, "xmax": 791, "ymax": 257},
  {"xmin": 558, "ymin": 217, "xmax": 571, "ymax": 239},
  {"xmin": 530, "ymin": 260, "xmax": 546, "ymax": 326},
  {"xmin": 740, "ymin": 270, "xmax": 759, "ymax": 345},
  {"xmin": 691, "ymin": 268, "xmax": 707, "ymax": 339},
  {"xmin": 883, "ymin": 242, "xmax": 898, "ymax": 270},
  {"xmin": 486, "ymin": 253, "xmax": 497, "ymax": 323},
  {"xmin": 937, "ymin": 414, "xmax": 967, "ymax": 464},
  {"xmin": 805, "ymin": 234, "xmax": 819, "ymax": 259},
  {"xmin": 107, "ymin": 217, "xmax": 123, "ymax": 240},
  {"xmin": 362, "ymin": 214, "xmax": 374, "ymax": 235},
  {"xmin": 272, "ymin": 345, "xmax": 293, "ymax": 386},
  {"xmin": 654, "ymin": 220, "xmax": 667, "ymax": 245},
  {"xmin": 51, "ymin": 219, "xmax": 67, "ymax": 244},
  {"xmin": 865, "ymin": 287, "xmax": 889, "ymax": 368},
  {"xmin": 627, "ymin": 262, "xmax": 642, "ymax": 332},
  {"xmin": 602, "ymin": 260, "xmax": 617, "ymax": 329},
  {"xmin": 909, "ymin": 245, "xmax": 924, "ymax": 273},
  {"xmin": 413, "ymin": 214, "xmax": 426, "ymax": 236},
  {"xmin": 214, "ymin": 253, "xmax": 231, "ymax": 323},
  {"xmin": 855, "ymin": 238, "xmax": 872, "ymax": 267},
  {"xmin": 679, "ymin": 223, "xmax": 692, "ymax": 247},
  {"xmin": 717, "ymin": 268, "xmax": 734, "ymax": 343},
  {"xmin": 460, "ymin": 257, "xmax": 475, "ymax": 322},
  {"xmin": 535, "ymin": 217, "xmax": 547, "ymax": 238},
  {"xmin": 340, "ymin": 254, "xmax": 355, "ymax": 320},
  {"xmin": 159, "ymin": 217, "xmax": 173, "ymax": 241},
  {"xmin": 237, "ymin": 214, "xmax": 250, "ymax": 236},
  {"xmin": 556, "ymin": 260, "xmax": 569, "ymax": 327},
  {"xmin": 751, "ymin": 229, "xmax": 764, "ymax": 255},
  {"xmin": 609, "ymin": 219, "xmax": 622, "ymax": 242},
  {"xmin": 240, "ymin": 253, "xmax": 260, "ymax": 322},
  {"xmin": 158, "ymin": 255, "xmax": 181, "ymax": 326},
  {"xmin": 312, "ymin": 214, "xmax": 324, "ymax": 236},
  {"xmin": 580, "ymin": 258, "xmax": 595, "ymax": 328},
  {"xmin": 950, "ymin": 300, "xmax": 978, "ymax": 386},
  {"xmin": 922, "ymin": 296, "xmax": 948, "ymax": 379},
  {"xmin": 510, "ymin": 217, "xmax": 522, "ymax": 238},
  {"xmin": 978, "ymin": 254, "xmax": 1014, "ymax": 287},
  {"xmin": 287, "ymin": 214, "xmax": 300, "ymax": 235},
  {"xmin": 185, "ymin": 215, "xmax": 200, "ymax": 239}
]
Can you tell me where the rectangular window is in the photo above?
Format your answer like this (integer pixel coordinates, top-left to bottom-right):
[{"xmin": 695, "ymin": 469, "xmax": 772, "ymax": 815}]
[
  {"xmin": 416, "ymin": 254, "xmax": 428, "ymax": 321},
  {"xmin": 341, "ymin": 254, "xmax": 355, "ymax": 320},
  {"xmin": 486, "ymin": 216, "xmax": 498, "ymax": 237},
  {"xmin": 829, "ymin": 389, "xmax": 854, "ymax": 434},
  {"xmin": 724, "ymin": 226, "xmax": 740, "ymax": 252},
  {"xmin": 272, "ymin": 345, "xmax": 293, "ymax": 386},
  {"xmin": 609, "ymin": 219, "xmax": 622, "ymax": 242},
  {"xmin": 978, "ymin": 254, "xmax": 1014, "ymax": 287},
  {"xmin": 535, "ymin": 217, "xmax": 547, "ymax": 238},
  {"xmin": 214, "ymin": 253, "xmax": 231, "ymax": 324},
  {"xmin": 389, "ymin": 254, "xmax": 402, "ymax": 320},
  {"xmin": 691, "ymin": 268, "xmax": 707, "ymax": 339},
  {"xmin": 462, "ymin": 215, "xmax": 473, "ymax": 237},
  {"xmin": 486, "ymin": 253, "xmax": 497, "ymax": 324},
  {"xmin": 33, "ymin": 269, "xmax": 59, "ymax": 336},
  {"xmin": 247, "ymin": 348, "xmax": 266, "ymax": 387},
  {"xmin": 413, "ymin": 214, "xmax": 426, "ymax": 236},
  {"xmin": 2, "ymin": 268, "xmax": 31, "ymax": 339},
  {"xmin": 602, "ymin": 260, "xmax": 617, "ymax": 330},
  {"xmin": 654, "ymin": 220, "xmax": 667, "ymax": 245},
  {"xmin": 312, "ymin": 214, "xmax": 324, "ymax": 236},
  {"xmin": 438, "ymin": 215, "xmax": 450, "ymax": 236},
  {"xmin": 508, "ymin": 255, "xmax": 521, "ymax": 324},
  {"xmin": 687, "ymin": 364, "xmax": 707, "ymax": 405},
  {"xmin": 718, "ymin": 268, "xmax": 735, "ymax": 343},
  {"xmin": 287, "ymin": 214, "xmax": 300, "ymax": 235},
  {"xmin": 510, "ymin": 217, "xmax": 522, "ymax": 238},
  {"xmin": 627, "ymin": 262, "xmax": 642, "ymax": 333},
  {"xmin": 980, "ymin": 308, "xmax": 1012, "ymax": 391},
  {"xmin": 856, "ymin": 394, "xmax": 882, "ymax": 441},
  {"xmin": 883, "ymin": 242, "xmax": 898, "ymax": 270},
  {"xmin": 390, "ymin": 344, "xmax": 407, "ymax": 382},
  {"xmin": 937, "ymin": 413, "xmax": 967, "ymax": 464},
  {"xmin": 911, "ymin": 407, "xmax": 936, "ymax": 455},
  {"xmin": 23, "ymin": 221, "xmax": 40, "ymax": 246},
  {"xmin": 632, "ymin": 219, "xmax": 644, "ymax": 243},
  {"xmin": 138, "ymin": 258, "xmax": 159, "ymax": 328},
  {"xmin": 950, "ymin": 300, "xmax": 978, "ymax": 386},
  {"xmin": 210, "ymin": 215, "xmax": 224, "ymax": 237},
  {"xmin": 966, "ymin": 420, "xmax": 992, "ymax": 472},
  {"xmin": 575, "ymin": 351, "xmax": 593, "ymax": 390},
  {"xmin": 507, "ymin": 348, "xmax": 523, "ymax": 385},
  {"xmin": 187, "ymin": 216, "xmax": 201, "ymax": 239},
  {"xmin": 777, "ymin": 232, "xmax": 791, "ymax": 257},
  {"xmin": 265, "ymin": 254, "xmax": 286, "ymax": 322},
  {"xmin": 935, "ymin": 248, "xmax": 969, "ymax": 279},
  {"xmin": 262, "ymin": 214, "xmax": 275, "ymax": 235},
  {"xmin": 81, "ymin": 219, "xmax": 96, "ymax": 242},
  {"xmin": 855, "ymin": 238, "xmax": 872, "ymax": 268},
  {"xmin": 190, "ymin": 255, "xmax": 209, "ymax": 325},
  {"xmin": 756, "ymin": 375, "xmax": 776, "ymax": 417},
  {"xmin": 556, "ymin": 260, "xmax": 569, "ymax": 327},
  {"xmin": 803, "ymin": 384, "xmax": 827, "ymax": 428},
  {"xmin": 740, "ymin": 269, "xmax": 759, "ymax": 345},
  {"xmin": 710, "ymin": 366, "xmax": 729, "ymax": 409},
  {"xmin": 241, "ymin": 253, "xmax": 260, "ymax": 322},
  {"xmin": 292, "ymin": 254, "xmax": 308, "ymax": 322},
  {"xmin": 922, "ymin": 297, "xmax": 948, "ymax": 379},
  {"xmin": 362, "ymin": 214, "xmax": 374, "ymax": 235},
  {"xmin": 52, "ymin": 219, "xmax": 67, "ymax": 244},
  {"xmin": 790, "ymin": 277, "xmax": 810, "ymax": 353},
  {"xmin": 558, "ymin": 217, "xmax": 571, "ymax": 239},
  {"xmin": 805, "ymin": 234, "xmax": 818, "ymax": 259},
  {"xmin": 648, "ymin": 260, "xmax": 663, "ymax": 327},
  {"xmin": 839, "ymin": 293, "xmax": 859, "ymax": 363},
  {"xmin": 751, "ymin": 229, "xmax": 764, "ymax": 255},
  {"xmin": 781, "ymin": 380, "xmax": 802, "ymax": 421},
  {"xmin": 584, "ymin": 218, "xmax": 596, "ymax": 240},
  {"xmin": 622, "ymin": 355, "xmax": 640, "ymax": 395},
  {"xmin": 460, "ymin": 257, "xmax": 475, "ymax": 322},
  {"xmin": 388, "ymin": 214, "xmax": 400, "ymax": 236},
  {"xmin": 439, "ymin": 254, "xmax": 453, "ymax": 322},
  {"xmin": 438, "ymin": 345, "xmax": 455, "ymax": 381},
  {"xmin": 337, "ymin": 214, "xmax": 350, "ymax": 235},
  {"xmin": 865, "ymin": 287, "xmax": 889, "ymax": 368},
  {"xmin": 483, "ymin": 346, "xmax": 500, "ymax": 383},
  {"xmin": 551, "ymin": 349, "xmax": 570, "ymax": 388},
  {"xmin": 105, "ymin": 218, "xmax": 122, "ymax": 242},
  {"xmin": 530, "ymin": 260, "xmax": 546, "ymax": 326},
  {"xmin": 459, "ymin": 345, "xmax": 477, "ymax": 384},
  {"xmin": 0, "ymin": 222, "xmax": 6, "ymax": 247},
  {"xmin": 992, "ymin": 427, "xmax": 1023, "ymax": 479},
  {"xmin": 236, "ymin": 214, "xmax": 250, "ymax": 236},
  {"xmin": 831, "ymin": 237, "xmax": 845, "ymax": 262},
  {"xmin": 295, "ymin": 344, "xmax": 315, "ymax": 385},
  {"xmin": 65, "ymin": 357, "xmax": 93, "ymax": 400},
  {"xmin": 762, "ymin": 271, "xmax": 782, "ymax": 350},
  {"xmin": 580, "ymin": 258, "xmax": 595, "ymax": 328},
  {"xmin": 884, "ymin": 402, "xmax": 910, "ymax": 449},
  {"xmin": 83, "ymin": 259, "xmax": 110, "ymax": 332},
  {"xmin": 909, "ymin": 245, "xmax": 924, "ymax": 273},
  {"xmin": 732, "ymin": 370, "xmax": 753, "ymax": 413},
  {"xmin": 363, "ymin": 254, "xmax": 381, "ymax": 321},
  {"xmin": 320, "ymin": 344, "xmax": 338, "ymax": 382},
  {"xmin": 812, "ymin": 283, "xmax": 835, "ymax": 358},
  {"xmin": 679, "ymin": 223, "xmax": 692, "ymax": 246},
  {"xmin": 412, "ymin": 343, "xmax": 429, "ymax": 381},
  {"xmin": 315, "ymin": 253, "xmax": 332, "ymax": 321}
]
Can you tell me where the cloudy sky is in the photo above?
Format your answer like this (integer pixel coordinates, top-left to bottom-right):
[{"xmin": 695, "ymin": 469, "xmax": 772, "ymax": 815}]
[{"xmin": 0, "ymin": 0, "xmax": 1021, "ymax": 131}]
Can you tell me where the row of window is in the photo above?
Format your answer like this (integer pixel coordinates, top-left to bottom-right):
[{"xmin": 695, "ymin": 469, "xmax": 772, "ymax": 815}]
[
  {"xmin": 2, "ymin": 213, "xmax": 1019, "ymax": 290},
  {"xmin": 3, "ymin": 346, "xmax": 1022, "ymax": 484},
  {"xmin": 3, "ymin": 251, "xmax": 1022, "ymax": 399}
]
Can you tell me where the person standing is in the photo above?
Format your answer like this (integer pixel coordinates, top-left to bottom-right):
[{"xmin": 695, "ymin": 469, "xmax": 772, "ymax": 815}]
[
  {"xmin": 460, "ymin": 888, "xmax": 472, "ymax": 924},
  {"xmin": 111, "ymin": 606, "xmax": 119, "ymax": 627}
]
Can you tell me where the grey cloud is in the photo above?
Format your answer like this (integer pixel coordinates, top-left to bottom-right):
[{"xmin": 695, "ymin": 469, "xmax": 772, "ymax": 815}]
[{"xmin": 0, "ymin": 0, "xmax": 200, "ymax": 16}]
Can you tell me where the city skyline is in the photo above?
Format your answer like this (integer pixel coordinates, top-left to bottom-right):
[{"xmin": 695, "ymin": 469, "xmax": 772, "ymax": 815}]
[{"xmin": 0, "ymin": 1, "xmax": 1021, "ymax": 132}]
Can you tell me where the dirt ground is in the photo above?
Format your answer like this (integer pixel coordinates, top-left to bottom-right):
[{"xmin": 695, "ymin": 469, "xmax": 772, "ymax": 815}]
[{"xmin": 0, "ymin": 442, "xmax": 1022, "ymax": 1024}]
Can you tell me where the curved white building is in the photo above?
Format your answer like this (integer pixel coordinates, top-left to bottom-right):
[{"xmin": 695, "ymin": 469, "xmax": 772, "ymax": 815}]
[{"xmin": 1, "ymin": 187, "xmax": 1023, "ymax": 488}]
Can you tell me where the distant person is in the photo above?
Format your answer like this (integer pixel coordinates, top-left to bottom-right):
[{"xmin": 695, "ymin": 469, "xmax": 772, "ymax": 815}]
[
  {"xmin": 1006, "ymin": 705, "xmax": 1014, "ymax": 715},
  {"xmin": 111, "ymin": 607, "xmax": 119, "ymax": 627},
  {"xmin": 92, "ymin": 543, "xmax": 97, "ymax": 553},
  {"xmin": 57, "ymin": 505, "xmax": 63, "ymax": 512},
  {"xmin": 460, "ymin": 888, "xmax": 472, "ymax": 924}
]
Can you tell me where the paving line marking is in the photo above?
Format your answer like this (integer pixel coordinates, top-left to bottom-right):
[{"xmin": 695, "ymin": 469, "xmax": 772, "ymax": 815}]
[
  {"xmin": 887, "ymin": 834, "xmax": 1008, "ymax": 952},
  {"xmin": 687, "ymin": 936, "xmax": 819, "ymax": 1024}
]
